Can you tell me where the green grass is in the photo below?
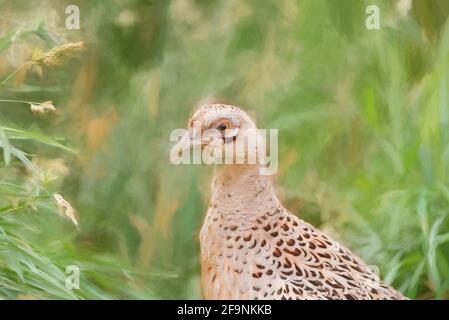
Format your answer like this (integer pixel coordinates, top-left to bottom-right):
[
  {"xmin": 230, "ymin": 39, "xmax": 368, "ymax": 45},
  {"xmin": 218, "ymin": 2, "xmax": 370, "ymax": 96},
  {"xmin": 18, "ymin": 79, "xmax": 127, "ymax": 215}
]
[{"xmin": 0, "ymin": 0, "xmax": 448, "ymax": 299}]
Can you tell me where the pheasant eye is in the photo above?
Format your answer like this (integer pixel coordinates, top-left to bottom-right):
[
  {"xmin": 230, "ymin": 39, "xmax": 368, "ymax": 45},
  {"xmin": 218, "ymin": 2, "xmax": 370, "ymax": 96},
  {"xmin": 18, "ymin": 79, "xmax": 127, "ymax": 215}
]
[{"xmin": 216, "ymin": 122, "xmax": 230, "ymax": 132}]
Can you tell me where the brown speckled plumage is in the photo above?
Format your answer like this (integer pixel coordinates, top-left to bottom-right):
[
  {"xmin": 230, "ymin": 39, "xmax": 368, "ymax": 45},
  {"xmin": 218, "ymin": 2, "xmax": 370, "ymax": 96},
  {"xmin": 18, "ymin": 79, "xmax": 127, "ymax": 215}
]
[{"xmin": 184, "ymin": 104, "xmax": 406, "ymax": 300}]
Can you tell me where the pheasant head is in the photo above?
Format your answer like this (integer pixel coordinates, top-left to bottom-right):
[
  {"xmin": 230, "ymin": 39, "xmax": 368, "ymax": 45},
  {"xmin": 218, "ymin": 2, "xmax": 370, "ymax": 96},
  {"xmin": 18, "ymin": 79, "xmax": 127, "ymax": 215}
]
[{"xmin": 175, "ymin": 104, "xmax": 266, "ymax": 167}]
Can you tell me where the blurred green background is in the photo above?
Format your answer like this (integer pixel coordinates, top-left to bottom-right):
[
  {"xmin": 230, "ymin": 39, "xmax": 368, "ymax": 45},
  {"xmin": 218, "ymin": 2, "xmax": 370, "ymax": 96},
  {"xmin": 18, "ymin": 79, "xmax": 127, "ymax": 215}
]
[{"xmin": 1, "ymin": 0, "xmax": 449, "ymax": 299}]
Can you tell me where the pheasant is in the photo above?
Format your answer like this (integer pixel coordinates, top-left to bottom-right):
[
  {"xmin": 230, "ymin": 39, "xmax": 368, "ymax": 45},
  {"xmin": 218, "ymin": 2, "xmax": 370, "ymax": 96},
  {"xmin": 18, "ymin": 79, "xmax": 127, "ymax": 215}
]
[{"xmin": 176, "ymin": 103, "xmax": 407, "ymax": 300}]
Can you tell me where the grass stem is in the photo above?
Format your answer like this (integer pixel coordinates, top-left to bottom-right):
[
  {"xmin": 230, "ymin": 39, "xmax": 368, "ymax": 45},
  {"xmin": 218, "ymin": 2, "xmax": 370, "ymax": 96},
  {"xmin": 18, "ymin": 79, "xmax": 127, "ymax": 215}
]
[{"xmin": 0, "ymin": 61, "xmax": 34, "ymax": 88}]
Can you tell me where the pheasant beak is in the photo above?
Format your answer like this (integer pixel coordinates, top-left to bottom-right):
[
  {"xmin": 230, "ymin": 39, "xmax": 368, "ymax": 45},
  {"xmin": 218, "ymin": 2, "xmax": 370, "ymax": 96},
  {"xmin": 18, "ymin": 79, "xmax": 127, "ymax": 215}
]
[{"xmin": 176, "ymin": 131, "xmax": 207, "ymax": 156}]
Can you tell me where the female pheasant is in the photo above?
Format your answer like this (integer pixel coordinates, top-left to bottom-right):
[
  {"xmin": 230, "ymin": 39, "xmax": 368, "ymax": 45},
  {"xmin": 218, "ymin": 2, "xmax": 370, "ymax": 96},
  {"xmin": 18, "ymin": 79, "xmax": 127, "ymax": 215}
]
[{"xmin": 176, "ymin": 103, "xmax": 406, "ymax": 300}]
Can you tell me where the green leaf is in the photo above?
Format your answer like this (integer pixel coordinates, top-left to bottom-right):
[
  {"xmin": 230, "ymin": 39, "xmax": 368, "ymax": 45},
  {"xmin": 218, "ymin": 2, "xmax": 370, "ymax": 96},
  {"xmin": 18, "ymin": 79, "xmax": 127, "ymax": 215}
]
[
  {"xmin": 406, "ymin": 260, "xmax": 425, "ymax": 298},
  {"xmin": 0, "ymin": 126, "xmax": 76, "ymax": 153},
  {"xmin": 0, "ymin": 128, "xmax": 12, "ymax": 165}
]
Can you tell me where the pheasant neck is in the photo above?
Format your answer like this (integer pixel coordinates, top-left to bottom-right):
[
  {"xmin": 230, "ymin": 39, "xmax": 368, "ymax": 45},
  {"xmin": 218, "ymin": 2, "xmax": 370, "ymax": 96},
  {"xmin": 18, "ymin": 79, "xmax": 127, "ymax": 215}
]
[{"xmin": 210, "ymin": 164, "xmax": 279, "ymax": 223}]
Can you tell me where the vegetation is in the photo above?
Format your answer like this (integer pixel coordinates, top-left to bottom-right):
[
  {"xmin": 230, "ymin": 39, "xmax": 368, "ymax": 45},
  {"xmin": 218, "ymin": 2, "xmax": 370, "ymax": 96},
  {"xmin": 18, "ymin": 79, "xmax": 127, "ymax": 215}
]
[{"xmin": 0, "ymin": 0, "xmax": 448, "ymax": 299}]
